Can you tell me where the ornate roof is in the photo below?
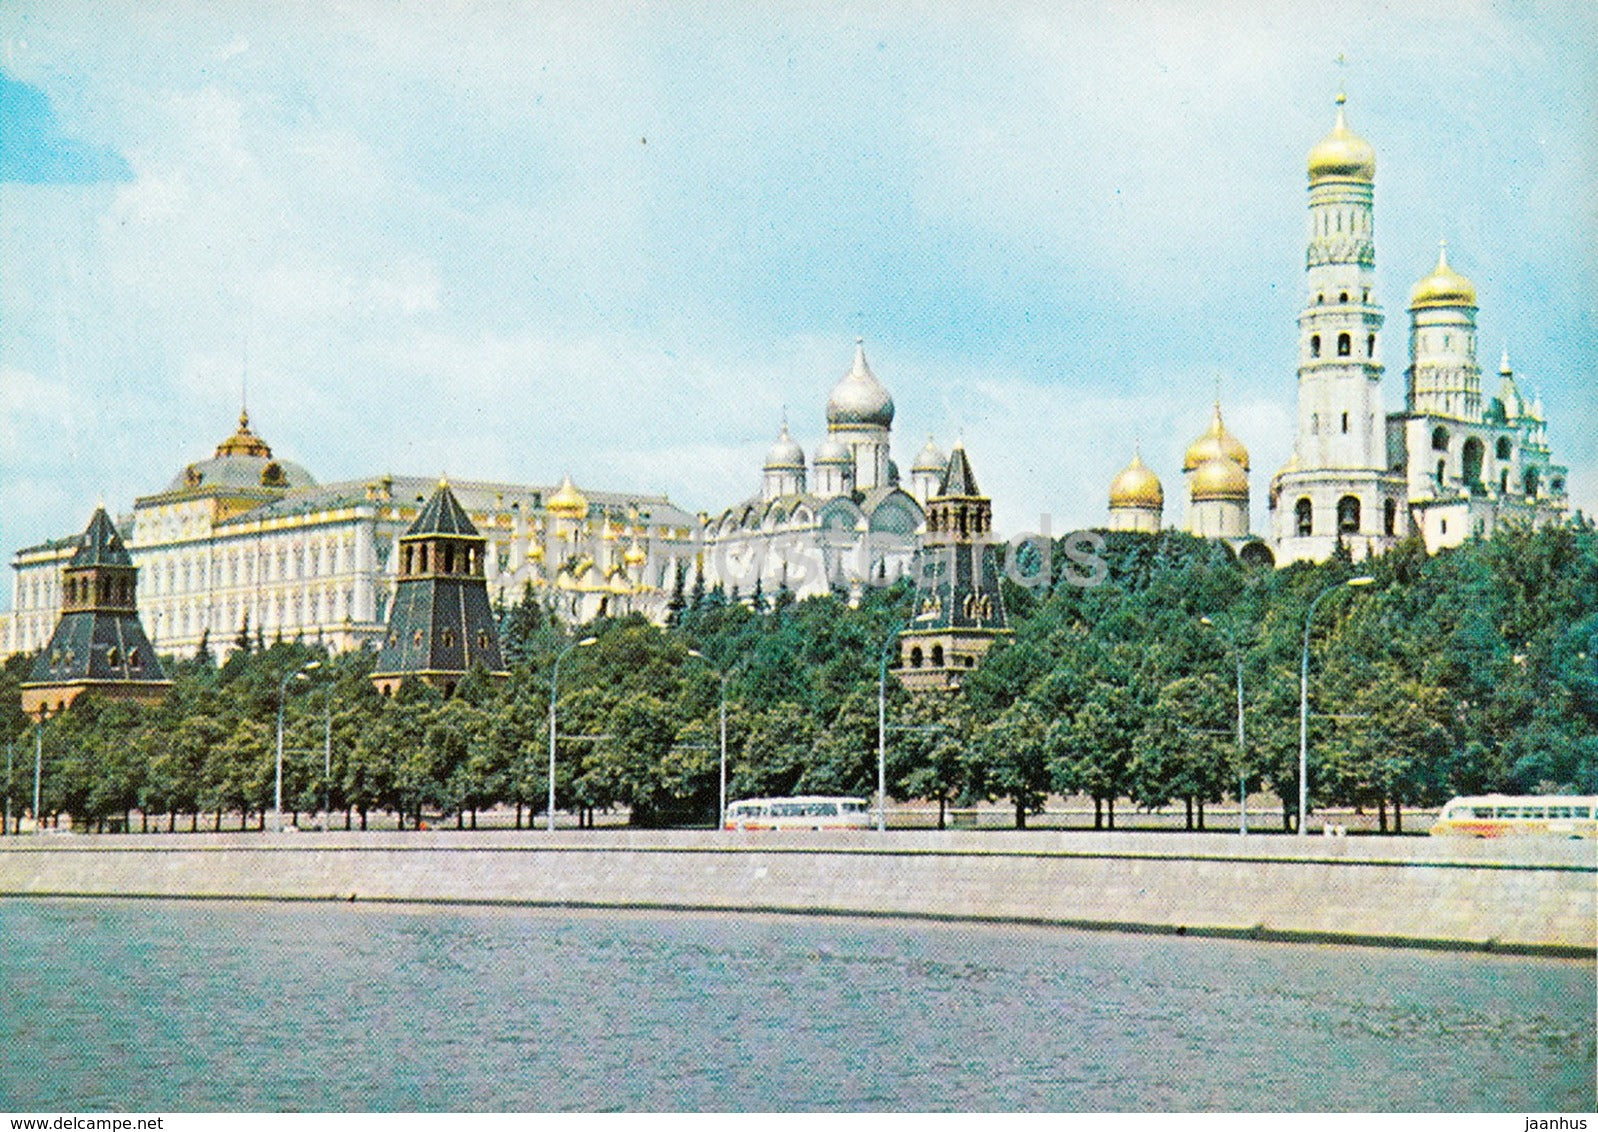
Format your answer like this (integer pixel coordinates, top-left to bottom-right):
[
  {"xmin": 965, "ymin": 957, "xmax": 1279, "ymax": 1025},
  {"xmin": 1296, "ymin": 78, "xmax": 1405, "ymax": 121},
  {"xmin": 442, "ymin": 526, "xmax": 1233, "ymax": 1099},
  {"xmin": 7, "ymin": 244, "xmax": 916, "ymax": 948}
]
[
  {"xmin": 1109, "ymin": 451, "xmax": 1164, "ymax": 510},
  {"xmin": 1307, "ymin": 93, "xmax": 1375, "ymax": 183},
  {"xmin": 1410, "ymin": 241, "xmax": 1478, "ymax": 310},
  {"xmin": 70, "ymin": 507, "xmax": 134, "ymax": 568},
  {"xmin": 405, "ymin": 481, "xmax": 479, "ymax": 538},
  {"xmin": 937, "ymin": 443, "xmax": 981, "ymax": 498},
  {"xmin": 826, "ymin": 338, "xmax": 895, "ymax": 429}
]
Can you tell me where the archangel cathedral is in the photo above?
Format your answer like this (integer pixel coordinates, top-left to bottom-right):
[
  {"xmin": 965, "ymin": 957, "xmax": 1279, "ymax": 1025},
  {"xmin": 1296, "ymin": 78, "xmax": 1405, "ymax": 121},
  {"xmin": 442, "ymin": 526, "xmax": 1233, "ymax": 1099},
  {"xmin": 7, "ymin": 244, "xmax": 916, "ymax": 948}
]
[{"xmin": 1106, "ymin": 92, "xmax": 1569, "ymax": 562}]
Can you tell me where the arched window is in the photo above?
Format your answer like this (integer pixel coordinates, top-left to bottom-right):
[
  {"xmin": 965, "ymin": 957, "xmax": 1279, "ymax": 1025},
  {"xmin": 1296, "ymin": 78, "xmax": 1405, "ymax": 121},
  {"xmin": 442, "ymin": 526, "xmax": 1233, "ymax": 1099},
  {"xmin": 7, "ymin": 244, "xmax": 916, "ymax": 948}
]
[
  {"xmin": 1340, "ymin": 412, "xmax": 1349, "ymax": 434},
  {"xmin": 1383, "ymin": 499, "xmax": 1396, "ymax": 537},
  {"xmin": 1366, "ymin": 334, "xmax": 1375, "ymax": 357},
  {"xmin": 1337, "ymin": 496, "xmax": 1361, "ymax": 535},
  {"xmin": 910, "ymin": 646, "xmax": 923, "ymax": 669},
  {"xmin": 1339, "ymin": 291, "xmax": 1349, "ymax": 303},
  {"xmin": 1310, "ymin": 335, "xmax": 1321, "ymax": 358},
  {"xmin": 1337, "ymin": 332, "xmax": 1352, "ymax": 357},
  {"xmin": 1500, "ymin": 470, "xmax": 1509, "ymax": 494},
  {"xmin": 1524, "ymin": 468, "xmax": 1540, "ymax": 497},
  {"xmin": 1495, "ymin": 437, "xmax": 1511, "ymax": 460},
  {"xmin": 1462, "ymin": 438, "xmax": 1484, "ymax": 486},
  {"xmin": 1436, "ymin": 459, "xmax": 1446, "ymax": 484},
  {"xmin": 931, "ymin": 643, "xmax": 945, "ymax": 668},
  {"xmin": 1295, "ymin": 498, "xmax": 1313, "ymax": 537},
  {"xmin": 1431, "ymin": 427, "xmax": 1449, "ymax": 452}
]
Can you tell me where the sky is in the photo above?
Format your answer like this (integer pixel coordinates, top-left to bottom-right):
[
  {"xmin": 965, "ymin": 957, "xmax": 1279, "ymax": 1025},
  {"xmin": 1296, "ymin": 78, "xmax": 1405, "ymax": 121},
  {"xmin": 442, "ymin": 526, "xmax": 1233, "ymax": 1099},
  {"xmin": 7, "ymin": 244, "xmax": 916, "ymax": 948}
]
[{"xmin": 2, "ymin": 0, "xmax": 1594, "ymax": 598}]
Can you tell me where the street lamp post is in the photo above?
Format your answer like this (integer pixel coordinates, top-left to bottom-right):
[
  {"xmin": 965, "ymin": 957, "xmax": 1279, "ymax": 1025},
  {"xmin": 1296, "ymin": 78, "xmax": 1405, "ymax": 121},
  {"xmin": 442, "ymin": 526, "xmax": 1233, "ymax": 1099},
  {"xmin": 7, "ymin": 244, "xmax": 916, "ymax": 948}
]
[
  {"xmin": 686, "ymin": 650, "xmax": 732, "ymax": 830},
  {"xmin": 548, "ymin": 636, "xmax": 598, "ymax": 832},
  {"xmin": 321, "ymin": 687, "xmax": 334, "ymax": 832},
  {"xmin": 1200, "ymin": 616, "xmax": 1249, "ymax": 835},
  {"xmin": 33, "ymin": 714, "xmax": 44, "ymax": 833},
  {"xmin": 1299, "ymin": 577, "xmax": 1374, "ymax": 837},
  {"xmin": 274, "ymin": 661, "xmax": 321, "ymax": 834}
]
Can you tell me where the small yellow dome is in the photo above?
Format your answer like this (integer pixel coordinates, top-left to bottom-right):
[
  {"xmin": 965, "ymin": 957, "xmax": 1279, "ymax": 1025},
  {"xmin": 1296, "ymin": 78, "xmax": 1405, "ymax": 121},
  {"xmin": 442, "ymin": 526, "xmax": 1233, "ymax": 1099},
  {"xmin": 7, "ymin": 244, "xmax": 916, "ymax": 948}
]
[
  {"xmin": 214, "ymin": 409, "xmax": 273, "ymax": 459},
  {"xmin": 623, "ymin": 540, "xmax": 647, "ymax": 568},
  {"xmin": 1109, "ymin": 452, "xmax": 1164, "ymax": 510},
  {"xmin": 547, "ymin": 474, "xmax": 588, "ymax": 519},
  {"xmin": 1184, "ymin": 403, "xmax": 1250, "ymax": 472},
  {"xmin": 1409, "ymin": 241, "xmax": 1477, "ymax": 309},
  {"xmin": 1191, "ymin": 455, "xmax": 1249, "ymax": 501},
  {"xmin": 1307, "ymin": 94, "xmax": 1375, "ymax": 183}
]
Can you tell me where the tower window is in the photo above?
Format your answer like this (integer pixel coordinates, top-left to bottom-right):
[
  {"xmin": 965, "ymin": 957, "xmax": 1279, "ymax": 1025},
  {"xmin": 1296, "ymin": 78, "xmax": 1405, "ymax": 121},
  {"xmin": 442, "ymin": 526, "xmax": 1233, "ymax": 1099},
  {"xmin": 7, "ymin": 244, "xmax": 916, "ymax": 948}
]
[
  {"xmin": 1337, "ymin": 333, "xmax": 1352, "ymax": 357},
  {"xmin": 1431, "ymin": 427, "xmax": 1449, "ymax": 452},
  {"xmin": 1337, "ymin": 496, "xmax": 1361, "ymax": 535},
  {"xmin": 1436, "ymin": 459, "xmax": 1446, "ymax": 484},
  {"xmin": 1341, "ymin": 412, "xmax": 1349, "ymax": 434},
  {"xmin": 1310, "ymin": 335, "xmax": 1321, "ymax": 358},
  {"xmin": 1317, "ymin": 293, "xmax": 1325, "ymax": 305},
  {"xmin": 1366, "ymin": 335, "xmax": 1375, "ymax": 357},
  {"xmin": 1339, "ymin": 292, "xmax": 1348, "ymax": 303},
  {"xmin": 1383, "ymin": 499, "xmax": 1396, "ymax": 537},
  {"xmin": 1524, "ymin": 468, "xmax": 1540, "ymax": 497},
  {"xmin": 1295, "ymin": 498, "xmax": 1313, "ymax": 537}
]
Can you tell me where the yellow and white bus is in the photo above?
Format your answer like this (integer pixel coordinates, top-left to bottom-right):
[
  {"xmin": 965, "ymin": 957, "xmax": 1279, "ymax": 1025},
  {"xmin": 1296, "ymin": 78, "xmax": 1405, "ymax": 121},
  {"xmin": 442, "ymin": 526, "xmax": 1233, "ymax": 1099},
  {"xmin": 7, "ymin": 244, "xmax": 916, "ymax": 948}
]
[
  {"xmin": 1429, "ymin": 795, "xmax": 1597, "ymax": 839},
  {"xmin": 724, "ymin": 796, "xmax": 873, "ymax": 831}
]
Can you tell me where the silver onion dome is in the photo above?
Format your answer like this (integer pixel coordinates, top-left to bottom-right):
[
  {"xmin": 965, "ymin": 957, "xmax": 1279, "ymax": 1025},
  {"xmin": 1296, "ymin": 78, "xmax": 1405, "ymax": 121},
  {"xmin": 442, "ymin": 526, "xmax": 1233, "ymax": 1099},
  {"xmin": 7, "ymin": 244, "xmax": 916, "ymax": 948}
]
[
  {"xmin": 911, "ymin": 434, "xmax": 947, "ymax": 474},
  {"xmin": 763, "ymin": 422, "xmax": 806, "ymax": 470},
  {"xmin": 826, "ymin": 338, "xmax": 895, "ymax": 429},
  {"xmin": 814, "ymin": 436, "xmax": 851, "ymax": 465}
]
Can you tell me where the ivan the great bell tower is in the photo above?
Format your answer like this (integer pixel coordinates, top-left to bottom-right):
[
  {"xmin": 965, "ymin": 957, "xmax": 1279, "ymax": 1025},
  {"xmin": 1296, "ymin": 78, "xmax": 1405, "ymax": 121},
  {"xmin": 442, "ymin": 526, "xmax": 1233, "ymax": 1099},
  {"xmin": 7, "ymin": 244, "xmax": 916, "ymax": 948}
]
[{"xmin": 1270, "ymin": 94, "xmax": 1408, "ymax": 564}]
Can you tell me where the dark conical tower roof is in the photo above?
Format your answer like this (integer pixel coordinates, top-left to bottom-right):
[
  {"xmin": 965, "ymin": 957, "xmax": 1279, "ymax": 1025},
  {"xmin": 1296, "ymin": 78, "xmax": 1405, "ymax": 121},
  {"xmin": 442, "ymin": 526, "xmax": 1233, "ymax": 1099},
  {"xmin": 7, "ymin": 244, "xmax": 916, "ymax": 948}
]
[
  {"xmin": 406, "ymin": 481, "xmax": 479, "ymax": 537},
  {"xmin": 939, "ymin": 444, "xmax": 981, "ymax": 498},
  {"xmin": 71, "ymin": 507, "xmax": 134, "ymax": 567}
]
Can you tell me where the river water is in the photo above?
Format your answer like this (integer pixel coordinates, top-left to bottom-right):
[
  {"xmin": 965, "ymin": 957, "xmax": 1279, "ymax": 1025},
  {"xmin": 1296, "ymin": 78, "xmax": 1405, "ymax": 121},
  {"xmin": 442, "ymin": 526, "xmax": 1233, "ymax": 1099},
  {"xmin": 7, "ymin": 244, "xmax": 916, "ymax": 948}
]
[{"xmin": 0, "ymin": 898, "xmax": 1591, "ymax": 1111}]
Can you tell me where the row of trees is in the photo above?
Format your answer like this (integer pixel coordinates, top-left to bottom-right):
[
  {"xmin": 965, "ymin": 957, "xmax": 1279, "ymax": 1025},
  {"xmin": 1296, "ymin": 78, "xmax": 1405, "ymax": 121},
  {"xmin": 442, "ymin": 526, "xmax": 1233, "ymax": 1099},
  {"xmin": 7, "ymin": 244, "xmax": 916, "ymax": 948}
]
[{"xmin": 2, "ymin": 522, "xmax": 1594, "ymax": 833}]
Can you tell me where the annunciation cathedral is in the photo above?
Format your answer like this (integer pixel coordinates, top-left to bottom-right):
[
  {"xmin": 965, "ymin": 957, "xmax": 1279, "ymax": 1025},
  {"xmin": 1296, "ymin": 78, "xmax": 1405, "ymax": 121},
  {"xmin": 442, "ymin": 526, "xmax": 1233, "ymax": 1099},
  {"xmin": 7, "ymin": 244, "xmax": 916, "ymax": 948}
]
[{"xmin": 1108, "ymin": 93, "xmax": 1569, "ymax": 562}]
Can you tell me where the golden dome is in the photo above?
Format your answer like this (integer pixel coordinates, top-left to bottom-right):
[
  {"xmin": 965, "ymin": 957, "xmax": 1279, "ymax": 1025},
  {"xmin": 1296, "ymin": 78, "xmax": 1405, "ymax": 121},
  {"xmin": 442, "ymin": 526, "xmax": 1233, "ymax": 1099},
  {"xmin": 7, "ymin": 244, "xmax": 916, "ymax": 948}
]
[
  {"xmin": 214, "ymin": 409, "xmax": 273, "ymax": 459},
  {"xmin": 1191, "ymin": 455, "xmax": 1249, "ymax": 501},
  {"xmin": 1108, "ymin": 452, "xmax": 1164, "ymax": 510},
  {"xmin": 1307, "ymin": 94, "xmax": 1375, "ymax": 183},
  {"xmin": 623, "ymin": 540, "xmax": 647, "ymax": 568},
  {"xmin": 1409, "ymin": 241, "xmax": 1477, "ymax": 309},
  {"xmin": 546, "ymin": 474, "xmax": 588, "ymax": 519},
  {"xmin": 1183, "ymin": 403, "xmax": 1250, "ymax": 472}
]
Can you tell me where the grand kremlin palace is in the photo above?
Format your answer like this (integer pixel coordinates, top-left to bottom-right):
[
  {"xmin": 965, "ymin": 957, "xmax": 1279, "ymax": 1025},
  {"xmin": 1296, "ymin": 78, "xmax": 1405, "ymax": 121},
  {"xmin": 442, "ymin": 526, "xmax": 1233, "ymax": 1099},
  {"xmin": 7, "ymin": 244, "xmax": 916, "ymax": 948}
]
[{"xmin": 2, "ymin": 93, "xmax": 1574, "ymax": 664}]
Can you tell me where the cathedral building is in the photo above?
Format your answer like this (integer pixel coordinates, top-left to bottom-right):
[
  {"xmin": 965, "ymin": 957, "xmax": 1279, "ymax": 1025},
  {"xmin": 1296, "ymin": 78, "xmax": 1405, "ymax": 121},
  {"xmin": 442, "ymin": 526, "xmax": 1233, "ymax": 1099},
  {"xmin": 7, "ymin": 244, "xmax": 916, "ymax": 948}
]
[{"xmin": 700, "ymin": 339, "xmax": 931, "ymax": 601}]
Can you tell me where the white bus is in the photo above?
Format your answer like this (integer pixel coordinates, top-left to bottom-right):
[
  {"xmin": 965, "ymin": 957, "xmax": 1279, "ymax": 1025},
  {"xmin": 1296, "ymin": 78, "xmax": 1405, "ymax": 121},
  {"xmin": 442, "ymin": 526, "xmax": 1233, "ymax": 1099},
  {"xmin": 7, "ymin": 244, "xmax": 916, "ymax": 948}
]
[
  {"xmin": 724, "ymin": 796, "xmax": 873, "ymax": 831},
  {"xmin": 1429, "ymin": 795, "xmax": 1597, "ymax": 839}
]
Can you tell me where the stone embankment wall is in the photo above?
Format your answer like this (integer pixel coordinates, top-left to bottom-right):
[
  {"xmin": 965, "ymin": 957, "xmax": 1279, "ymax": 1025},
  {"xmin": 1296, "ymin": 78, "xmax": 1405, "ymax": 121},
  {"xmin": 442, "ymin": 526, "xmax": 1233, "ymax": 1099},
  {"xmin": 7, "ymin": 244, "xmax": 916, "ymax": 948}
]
[{"xmin": 2, "ymin": 830, "xmax": 1592, "ymax": 956}]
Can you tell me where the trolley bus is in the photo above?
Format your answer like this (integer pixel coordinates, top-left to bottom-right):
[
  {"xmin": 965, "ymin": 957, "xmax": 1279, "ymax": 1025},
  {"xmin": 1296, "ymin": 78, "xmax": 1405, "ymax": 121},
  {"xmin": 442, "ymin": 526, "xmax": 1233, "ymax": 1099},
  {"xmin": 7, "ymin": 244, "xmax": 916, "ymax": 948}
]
[
  {"xmin": 1429, "ymin": 795, "xmax": 1597, "ymax": 839},
  {"xmin": 724, "ymin": 796, "xmax": 873, "ymax": 831}
]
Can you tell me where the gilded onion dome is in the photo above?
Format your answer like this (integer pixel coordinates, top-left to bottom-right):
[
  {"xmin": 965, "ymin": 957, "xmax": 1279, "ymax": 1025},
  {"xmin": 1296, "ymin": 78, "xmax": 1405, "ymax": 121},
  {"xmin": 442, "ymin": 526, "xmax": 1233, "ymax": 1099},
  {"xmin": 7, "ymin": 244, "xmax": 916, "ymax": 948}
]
[
  {"xmin": 911, "ymin": 435, "xmax": 948, "ymax": 474},
  {"xmin": 546, "ymin": 474, "xmax": 588, "ymax": 519},
  {"xmin": 1183, "ymin": 403, "xmax": 1250, "ymax": 472},
  {"xmin": 826, "ymin": 338, "xmax": 895, "ymax": 429},
  {"xmin": 1307, "ymin": 93, "xmax": 1375, "ymax": 183},
  {"xmin": 1409, "ymin": 241, "xmax": 1477, "ymax": 309},
  {"xmin": 764, "ymin": 422, "xmax": 805, "ymax": 469},
  {"xmin": 623, "ymin": 540, "xmax": 647, "ymax": 568},
  {"xmin": 1108, "ymin": 451, "xmax": 1164, "ymax": 510},
  {"xmin": 1190, "ymin": 455, "xmax": 1250, "ymax": 501}
]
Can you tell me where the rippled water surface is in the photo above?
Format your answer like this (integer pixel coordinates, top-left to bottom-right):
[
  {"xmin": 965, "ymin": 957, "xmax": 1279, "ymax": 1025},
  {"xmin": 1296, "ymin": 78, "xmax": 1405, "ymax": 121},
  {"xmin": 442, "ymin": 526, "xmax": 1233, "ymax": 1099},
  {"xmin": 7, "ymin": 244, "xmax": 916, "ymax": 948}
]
[{"xmin": 1, "ymin": 898, "xmax": 1592, "ymax": 1111}]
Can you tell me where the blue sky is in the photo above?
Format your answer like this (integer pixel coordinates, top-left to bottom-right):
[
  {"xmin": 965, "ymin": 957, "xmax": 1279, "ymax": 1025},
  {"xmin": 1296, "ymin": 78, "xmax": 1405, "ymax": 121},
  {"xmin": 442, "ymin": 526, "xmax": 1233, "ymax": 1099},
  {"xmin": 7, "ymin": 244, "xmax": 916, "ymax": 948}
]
[{"xmin": 2, "ymin": 1, "xmax": 1594, "ymax": 594}]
